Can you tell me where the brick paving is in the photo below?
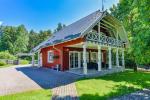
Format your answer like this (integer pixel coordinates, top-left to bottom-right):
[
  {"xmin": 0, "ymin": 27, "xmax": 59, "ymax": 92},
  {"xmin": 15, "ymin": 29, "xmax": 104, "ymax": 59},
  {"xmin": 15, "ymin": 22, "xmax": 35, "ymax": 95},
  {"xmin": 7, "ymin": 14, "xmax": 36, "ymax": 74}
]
[
  {"xmin": 52, "ymin": 83, "xmax": 79, "ymax": 100},
  {"xmin": 15, "ymin": 67, "xmax": 81, "ymax": 89},
  {"xmin": 0, "ymin": 66, "xmax": 81, "ymax": 100},
  {"xmin": 0, "ymin": 67, "xmax": 41, "ymax": 96}
]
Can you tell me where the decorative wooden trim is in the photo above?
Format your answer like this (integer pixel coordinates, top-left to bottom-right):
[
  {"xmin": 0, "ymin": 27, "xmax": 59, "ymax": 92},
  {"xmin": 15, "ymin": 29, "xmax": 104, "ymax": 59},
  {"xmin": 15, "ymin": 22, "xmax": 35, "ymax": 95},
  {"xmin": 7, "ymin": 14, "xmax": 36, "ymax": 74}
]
[{"xmin": 85, "ymin": 32, "xmax": 124, "ymax": 48}]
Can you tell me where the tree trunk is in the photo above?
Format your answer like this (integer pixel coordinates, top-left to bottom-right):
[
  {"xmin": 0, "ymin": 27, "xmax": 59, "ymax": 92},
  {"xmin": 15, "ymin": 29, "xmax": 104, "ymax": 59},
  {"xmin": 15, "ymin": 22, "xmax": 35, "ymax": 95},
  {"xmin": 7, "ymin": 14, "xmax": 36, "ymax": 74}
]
[{"xmin": 134, "ymin": 64, "xmax": 138, "ymax": 72}]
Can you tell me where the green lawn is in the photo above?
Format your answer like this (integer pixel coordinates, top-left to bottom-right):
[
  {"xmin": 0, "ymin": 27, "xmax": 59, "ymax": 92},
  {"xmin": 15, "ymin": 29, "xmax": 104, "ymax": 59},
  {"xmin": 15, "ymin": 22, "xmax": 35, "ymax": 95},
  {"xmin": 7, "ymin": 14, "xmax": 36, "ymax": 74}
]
[
  {"xmin": 0, "ymin": 89, "xmax": 52, "ymax": 100},
  {"xmin": 76, "ymin": 71, "xmax": 150, "ymax": 100},
  {"xmin": 0, "ymin": 64, "xmax": 13, "ymax": 68}
]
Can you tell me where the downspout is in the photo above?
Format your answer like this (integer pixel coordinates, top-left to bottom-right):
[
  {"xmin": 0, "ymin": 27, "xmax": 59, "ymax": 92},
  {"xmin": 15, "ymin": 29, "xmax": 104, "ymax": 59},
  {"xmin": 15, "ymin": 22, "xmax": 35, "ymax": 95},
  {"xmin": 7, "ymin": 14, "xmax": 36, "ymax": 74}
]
[{"xmin": 53, "ymin": 45, "xmax": 63, "ymax": 71}]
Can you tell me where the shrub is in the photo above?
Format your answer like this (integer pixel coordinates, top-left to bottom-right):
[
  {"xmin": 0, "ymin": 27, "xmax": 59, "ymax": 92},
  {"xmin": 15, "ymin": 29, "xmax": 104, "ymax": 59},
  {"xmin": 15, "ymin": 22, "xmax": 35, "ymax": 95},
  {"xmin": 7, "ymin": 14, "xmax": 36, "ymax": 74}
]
[
  {"xmin": 0, "ymin": 51, "xmax": 16, "ymax": 60},
  {"xmin": 20, "ymin": 60, "xmax": 29, "ymax": 65},
  {"xmin": 125, "ymin": 58, "xmax": 136, "ymax": 69},
  {"xmin": 0, "ymin": 61, "xmax": 6, "ymax": 66}
]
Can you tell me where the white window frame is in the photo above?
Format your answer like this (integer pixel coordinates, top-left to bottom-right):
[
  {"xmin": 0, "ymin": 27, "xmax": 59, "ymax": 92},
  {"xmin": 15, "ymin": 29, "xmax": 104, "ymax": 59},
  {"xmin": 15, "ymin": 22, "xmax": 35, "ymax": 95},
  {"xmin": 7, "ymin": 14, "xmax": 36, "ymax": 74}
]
[{"xmin": 47, "ymin": 51, "xmax": 54, "ymax": 63}]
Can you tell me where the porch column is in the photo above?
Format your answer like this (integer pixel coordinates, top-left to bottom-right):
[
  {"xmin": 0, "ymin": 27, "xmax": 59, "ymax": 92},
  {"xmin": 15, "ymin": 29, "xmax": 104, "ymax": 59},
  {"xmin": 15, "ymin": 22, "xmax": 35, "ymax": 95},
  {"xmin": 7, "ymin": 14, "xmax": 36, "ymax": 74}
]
[
  {"xmin": 122, "ymin": 48, "xmax": 125, "ymax": 67},
  {"xmin": 116, "ymin": 48, "xmax": 119, "ymax": 67},
  {"xmin": 32, "ymin": 53, "xmax": 35, "ymax": 67},
  {"xmin": 38, "ymin": 51, "xmax": 40, "ymax": 67},
  {"xmin": 98, "ymin": 45, "xmax": 101, "ymax": 71},
  {"xmin": 83, "ymin": 42, "xmax": 87, "ymax": 75},
  {"xmin": 78, "ymin": 52, "xmax": 81, "ymax": 68},
  {"xmin": 108, "ymin": 47, "xmax": 112, "ymax": 69}
]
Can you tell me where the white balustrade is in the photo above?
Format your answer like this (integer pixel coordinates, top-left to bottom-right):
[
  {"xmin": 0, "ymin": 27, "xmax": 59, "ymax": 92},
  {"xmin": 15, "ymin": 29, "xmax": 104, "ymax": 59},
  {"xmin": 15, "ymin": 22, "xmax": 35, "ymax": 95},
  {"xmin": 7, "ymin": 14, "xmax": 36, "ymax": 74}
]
[{"xmin": 86, "ymin": 32, "xmax": 124, "ymax": 47}]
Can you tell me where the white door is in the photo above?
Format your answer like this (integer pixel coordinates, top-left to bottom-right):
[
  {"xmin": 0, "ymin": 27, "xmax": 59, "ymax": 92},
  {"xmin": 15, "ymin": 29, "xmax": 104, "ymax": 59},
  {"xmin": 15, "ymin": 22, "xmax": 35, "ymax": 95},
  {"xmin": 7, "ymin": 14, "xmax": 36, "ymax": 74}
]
[{"xmin": 69, "ymin": 51, "xmax": 80, "ymax": 69}]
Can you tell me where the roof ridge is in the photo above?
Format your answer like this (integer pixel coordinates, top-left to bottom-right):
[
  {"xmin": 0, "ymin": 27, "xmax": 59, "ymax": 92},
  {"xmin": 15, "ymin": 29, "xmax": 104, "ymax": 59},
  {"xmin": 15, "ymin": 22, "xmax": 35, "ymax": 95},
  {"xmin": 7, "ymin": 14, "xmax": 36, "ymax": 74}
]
[{"xmin": 53, "ymin": 10, "xmax": 102, "ymax": 36}]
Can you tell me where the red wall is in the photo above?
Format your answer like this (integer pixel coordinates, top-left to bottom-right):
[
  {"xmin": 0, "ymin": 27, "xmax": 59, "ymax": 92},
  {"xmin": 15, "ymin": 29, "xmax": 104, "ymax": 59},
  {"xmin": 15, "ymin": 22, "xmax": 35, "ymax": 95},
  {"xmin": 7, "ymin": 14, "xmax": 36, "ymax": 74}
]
[
  {"xmin": 41, "ymin": 38, "xmax": 84, "ymax": 69},
  {"xmin": 41, "ymin": 47, "xmax": 61, "ymax": 68},
  {"xmin": 41, "ymin": 37, "xmax": 107, "ymax": 71}
]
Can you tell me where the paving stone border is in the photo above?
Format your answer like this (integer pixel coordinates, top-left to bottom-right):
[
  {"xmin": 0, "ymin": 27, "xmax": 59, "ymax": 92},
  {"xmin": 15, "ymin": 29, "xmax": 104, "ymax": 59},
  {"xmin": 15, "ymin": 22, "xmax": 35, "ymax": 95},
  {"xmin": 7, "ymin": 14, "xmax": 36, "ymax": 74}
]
[{"xmin": 52, "ymin": 83, "xmax": 79, "ymax": 100}]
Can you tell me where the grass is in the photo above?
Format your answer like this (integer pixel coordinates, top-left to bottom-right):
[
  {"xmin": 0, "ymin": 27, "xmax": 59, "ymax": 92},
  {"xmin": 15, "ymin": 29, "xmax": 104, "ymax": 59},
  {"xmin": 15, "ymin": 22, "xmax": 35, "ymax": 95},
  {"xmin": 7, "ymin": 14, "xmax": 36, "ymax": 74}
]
[
  {"xmin": 0, "ymin": 64, "xmax": 13, "ymax": 68},
  {"xmin": 76, "ymin": 70, "xmax": 150, "ymax": 100},
  {"xmin": 0, "ymin": 89, "xmax": 52, "ymax": 100}
]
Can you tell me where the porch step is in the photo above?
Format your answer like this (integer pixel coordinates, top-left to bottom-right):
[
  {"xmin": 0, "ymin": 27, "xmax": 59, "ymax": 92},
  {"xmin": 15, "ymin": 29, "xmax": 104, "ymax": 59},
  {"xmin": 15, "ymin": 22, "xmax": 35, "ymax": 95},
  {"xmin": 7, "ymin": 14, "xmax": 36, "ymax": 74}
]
[{"xmin": 67, "ymin": 67, "xmax": 125, "ymax": 78}]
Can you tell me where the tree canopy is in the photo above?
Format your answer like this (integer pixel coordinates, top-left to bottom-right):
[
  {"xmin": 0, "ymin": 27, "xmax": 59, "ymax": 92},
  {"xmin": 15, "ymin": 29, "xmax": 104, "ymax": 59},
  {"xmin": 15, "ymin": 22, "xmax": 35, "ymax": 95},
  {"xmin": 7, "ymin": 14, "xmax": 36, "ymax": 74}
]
[
  {"xmin": 110, "ymin": 0, "xmax": 150, "ymax": 68},
  {"xmin": 0, "ymin": 25, "xmax": 52, "ymax": 54},
  {"xmin": 0, "ymin": 25, "xmax": 29, "ymax": 54},
  {"xmin": 54, "ymin": 23, "xmax": 66, "ymax": 33}
]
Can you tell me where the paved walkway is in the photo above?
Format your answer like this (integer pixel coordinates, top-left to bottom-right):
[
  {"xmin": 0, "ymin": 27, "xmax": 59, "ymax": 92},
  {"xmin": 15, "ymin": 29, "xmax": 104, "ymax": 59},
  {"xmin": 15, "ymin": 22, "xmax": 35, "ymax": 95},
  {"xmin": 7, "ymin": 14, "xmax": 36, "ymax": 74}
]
[
  {"xmin": 111, "ymin": 89, "xmax": 150, "ymax": 100},
  {"xmin": 0, "ymin": 65, "xmax": 81, "ymax": 100},
  {"xmin": 52, "ymin": 83, "xmax": 79, "ymax": 100},
  {"xmin": 0, "ymin": 66, "xmax": 41, "ymax": 96}
]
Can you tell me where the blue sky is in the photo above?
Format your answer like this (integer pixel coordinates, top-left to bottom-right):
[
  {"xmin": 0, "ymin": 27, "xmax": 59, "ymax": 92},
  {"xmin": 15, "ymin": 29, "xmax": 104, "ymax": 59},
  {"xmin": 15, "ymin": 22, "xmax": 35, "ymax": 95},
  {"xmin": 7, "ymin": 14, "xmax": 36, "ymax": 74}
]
[{"xmin": 0, "ymin": 0, "xmax": 118, "ymax": 32}]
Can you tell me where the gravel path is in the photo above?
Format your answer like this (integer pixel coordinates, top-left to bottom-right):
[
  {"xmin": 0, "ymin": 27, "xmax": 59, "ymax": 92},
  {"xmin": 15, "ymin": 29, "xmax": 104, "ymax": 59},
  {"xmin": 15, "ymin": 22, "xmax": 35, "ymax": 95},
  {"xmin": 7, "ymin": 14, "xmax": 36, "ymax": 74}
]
[{"xmin": 111, "ymin": 89, "xmax": 150, "ymax": 100}]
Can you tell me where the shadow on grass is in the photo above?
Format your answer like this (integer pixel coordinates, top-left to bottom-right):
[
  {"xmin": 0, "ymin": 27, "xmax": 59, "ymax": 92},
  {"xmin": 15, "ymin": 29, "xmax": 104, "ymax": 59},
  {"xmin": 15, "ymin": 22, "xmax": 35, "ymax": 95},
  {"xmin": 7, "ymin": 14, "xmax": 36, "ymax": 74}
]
[
  {"xmin": 79, "ymin": 85, "xmax": 139, "ymax": 100},
  {"xmin": 78, "ymin": 71, "xmax": 150, "ymax": 88},
  {"xmin": 77, "ymin": 71, "xmax": 150, "ymax": 100},
  {"xmin": 96, "ymin": 71, "xmax": 150, "ymax": 88}
]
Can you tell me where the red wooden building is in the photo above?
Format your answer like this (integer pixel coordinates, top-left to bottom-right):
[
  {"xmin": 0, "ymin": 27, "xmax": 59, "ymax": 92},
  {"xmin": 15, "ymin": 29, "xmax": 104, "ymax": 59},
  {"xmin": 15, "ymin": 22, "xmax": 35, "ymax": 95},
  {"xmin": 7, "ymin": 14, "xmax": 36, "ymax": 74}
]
[{"xmin": 32, "ymin": 10, "xmax": 128, "ymax": 75}]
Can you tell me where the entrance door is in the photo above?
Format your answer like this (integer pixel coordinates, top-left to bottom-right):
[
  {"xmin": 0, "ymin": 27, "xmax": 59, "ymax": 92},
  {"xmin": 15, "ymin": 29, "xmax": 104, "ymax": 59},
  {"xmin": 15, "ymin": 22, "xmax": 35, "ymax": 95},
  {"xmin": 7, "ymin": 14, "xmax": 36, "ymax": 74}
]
[{"xmin": 69, "ymin": 51, "xmax": 80, "ymax": 69}]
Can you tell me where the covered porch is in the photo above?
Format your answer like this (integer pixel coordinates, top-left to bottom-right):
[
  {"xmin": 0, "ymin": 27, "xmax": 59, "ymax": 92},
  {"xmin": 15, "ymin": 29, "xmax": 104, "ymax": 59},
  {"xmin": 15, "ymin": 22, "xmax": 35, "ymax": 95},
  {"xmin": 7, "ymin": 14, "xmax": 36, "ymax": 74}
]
[
  {"xmin": 65, "ymin": 40, "xmax": 125, "ymax": 75},
  {"xmin": 65, "ymin": 18, "xmax": 126, "ymax": 75}
]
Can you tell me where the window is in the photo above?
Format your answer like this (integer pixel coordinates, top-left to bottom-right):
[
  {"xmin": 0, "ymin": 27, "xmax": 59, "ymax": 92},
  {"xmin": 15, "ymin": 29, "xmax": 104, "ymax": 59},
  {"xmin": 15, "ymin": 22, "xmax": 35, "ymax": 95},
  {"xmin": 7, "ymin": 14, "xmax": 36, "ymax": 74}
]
[{"xmin": 48, "ymin": 51, "xmax": 54, "ymax": 63}]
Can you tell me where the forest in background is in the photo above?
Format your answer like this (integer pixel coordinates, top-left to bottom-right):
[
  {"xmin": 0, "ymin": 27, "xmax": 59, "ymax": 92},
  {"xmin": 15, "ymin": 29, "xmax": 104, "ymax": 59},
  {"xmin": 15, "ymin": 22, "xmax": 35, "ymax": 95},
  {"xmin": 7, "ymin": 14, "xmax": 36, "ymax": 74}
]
[
  {"xmin": 0, "ymin": 23, "xmax": 65, "ymax": 66},
  {"xmin": 0, "ymin": 23, "xmax": 65, "ymax": 54}
]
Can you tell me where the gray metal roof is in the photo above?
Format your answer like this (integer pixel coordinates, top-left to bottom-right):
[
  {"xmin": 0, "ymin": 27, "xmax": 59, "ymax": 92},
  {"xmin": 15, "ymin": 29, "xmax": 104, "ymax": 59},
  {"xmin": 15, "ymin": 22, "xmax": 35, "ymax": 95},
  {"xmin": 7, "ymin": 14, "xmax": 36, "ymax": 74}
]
[{"xmin": 32, "ymin": 10, "xmax": 104, "ymax": 52}]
